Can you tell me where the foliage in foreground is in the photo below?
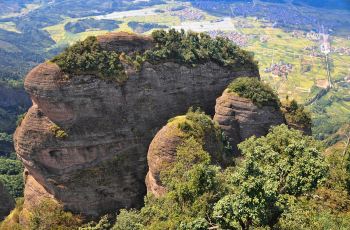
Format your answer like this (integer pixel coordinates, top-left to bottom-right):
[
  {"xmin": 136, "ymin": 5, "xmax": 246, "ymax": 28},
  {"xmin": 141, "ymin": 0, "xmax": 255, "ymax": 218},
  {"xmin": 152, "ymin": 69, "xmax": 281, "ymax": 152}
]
[
  {"xmin": 227, "ymin": 77, "xmax": 280, "ymax": 108},
  {"xmin": 111, "ymin": 125, "xmax": 330, "ymax": 230}
]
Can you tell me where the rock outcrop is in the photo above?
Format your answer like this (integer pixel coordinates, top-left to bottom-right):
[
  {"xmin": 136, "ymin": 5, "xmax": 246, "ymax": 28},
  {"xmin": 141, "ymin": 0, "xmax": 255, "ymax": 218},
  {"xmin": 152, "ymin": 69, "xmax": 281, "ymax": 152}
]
[
  {"xmin": 14, "ymin": 32, "xmax": 259, "ymax": 219},
  {"xmin": 214, "ymin": 91, "xmax": 285, "ymax": 154},
  {"xmin": 0, "ymin": 181, "xmax": 15, "ymax": 221},
  {"xmin": 146, "ymin": 114, "xmax": 225, "ymax": 197}
]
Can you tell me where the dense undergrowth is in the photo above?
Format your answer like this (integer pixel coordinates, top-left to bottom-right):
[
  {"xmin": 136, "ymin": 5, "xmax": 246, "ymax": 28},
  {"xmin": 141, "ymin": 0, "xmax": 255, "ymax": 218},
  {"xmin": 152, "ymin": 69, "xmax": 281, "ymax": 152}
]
[{"xmin": 52, "ymin": 29, "xmax": 258, "ymax": 84}]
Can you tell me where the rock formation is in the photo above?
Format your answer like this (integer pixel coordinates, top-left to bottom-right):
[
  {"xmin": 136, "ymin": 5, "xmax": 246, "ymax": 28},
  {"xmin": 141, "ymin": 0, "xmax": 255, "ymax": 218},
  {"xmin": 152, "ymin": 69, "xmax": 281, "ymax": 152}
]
[
  {"xmin": 146, "ymin": 113, "xmax": 225, "ymax": 197},
  {"xmin": 0, "ymin": 181, "xmax": 15, "ymax": 221},
  {"xmin": 214, "ymin": 91, "xmax": 285, "ymax": 154},
  {"xmin": 14, "ymin": 32, "xmax": 259, "ymax": 219}
]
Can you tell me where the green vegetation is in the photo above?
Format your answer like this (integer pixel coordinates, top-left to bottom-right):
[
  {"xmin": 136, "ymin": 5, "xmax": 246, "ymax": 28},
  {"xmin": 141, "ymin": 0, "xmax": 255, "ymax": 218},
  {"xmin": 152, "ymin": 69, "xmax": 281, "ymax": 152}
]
[
  {"xmin": 49, "ymin": 124, "xmax": 68, "ymax": 139},
  {"xmin": 52, "ymin": 36, "xmax": 127, "ymax": 84},
  {"xmin": 111, "ymin": 125, "xmax": 331, "ymax": 230},
  {"xmin": 168, "ymin": 108, "xmax": 230, "ymax": 164},
  {"xmin": 282, "ymin": 99, "xmax": 312, "ymax": 128},
  {"xmin": 16, "ymin": 113, "xmax": 26, "ymax": 127},
  {"xmin": 0, "ymin": 198, "xmax": 24, "ymax": 230},
  {"xmin": 227, "ymin": 77, "xmax": 280, "ymax": 107},
  {"xmin": 29, "ymin": 199, "xmax": 82, "ymax": 230},
  {"xmin": 52, "ymin": 29, "xmax": 258, "ymax": 85},
  {"xmin": 0, "ymin": 157, "xmax": 24, "ymax": 198},
  {"xmin": 145, "ymin": 29, "xmax": 258, "ymax": 70}
]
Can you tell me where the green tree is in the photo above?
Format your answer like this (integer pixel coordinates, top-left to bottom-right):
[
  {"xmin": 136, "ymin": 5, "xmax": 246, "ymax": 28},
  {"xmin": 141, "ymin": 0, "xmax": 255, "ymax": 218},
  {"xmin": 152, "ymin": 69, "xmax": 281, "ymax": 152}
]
[{"xmin": 213, "ymin": 125, "xmax": 328, "ymax": 229}]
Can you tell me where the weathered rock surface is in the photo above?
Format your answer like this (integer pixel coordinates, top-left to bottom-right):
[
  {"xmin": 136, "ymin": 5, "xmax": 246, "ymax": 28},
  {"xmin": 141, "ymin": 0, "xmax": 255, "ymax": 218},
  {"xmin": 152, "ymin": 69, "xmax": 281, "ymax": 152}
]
[
  {"xmin": 0, "ymin": 181, "xmax": 15, "ymax": 221},
  {"xmin": 146, "ymin": 122, "xmax": 183, "ymax": 197},
  {"xmin": 214, "ymin": 91, "xmax": 285, "ymax": 154},
  {"xmin": 14, "ymin": 32, "xmax": 259, "ymax": 219}
]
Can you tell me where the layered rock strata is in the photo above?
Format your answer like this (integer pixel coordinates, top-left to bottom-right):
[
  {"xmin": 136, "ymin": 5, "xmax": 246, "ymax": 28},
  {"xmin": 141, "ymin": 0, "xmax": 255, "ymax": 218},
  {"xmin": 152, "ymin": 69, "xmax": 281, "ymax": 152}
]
[
  {"xmin": 214, "ymin": 91, "xmax": 285, "ymax": 154},
  {"xmin": 14, "ymin": 32, "xmax": 259, "ymax": 219}
]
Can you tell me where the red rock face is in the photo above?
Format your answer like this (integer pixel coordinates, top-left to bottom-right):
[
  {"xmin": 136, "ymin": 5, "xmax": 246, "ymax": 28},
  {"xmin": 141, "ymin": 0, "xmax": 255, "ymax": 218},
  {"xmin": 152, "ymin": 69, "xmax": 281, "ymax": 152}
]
[
  {"xmin": 214, "ymin": 91, "xmax": 285, "ymax": 154},
  {"xmin": 146, "ymin": 123, "xmax": 183, "ymax": 197},
  {"xmin": 14, "ymin": 33, "xmax": 259, "ymax": 219}
]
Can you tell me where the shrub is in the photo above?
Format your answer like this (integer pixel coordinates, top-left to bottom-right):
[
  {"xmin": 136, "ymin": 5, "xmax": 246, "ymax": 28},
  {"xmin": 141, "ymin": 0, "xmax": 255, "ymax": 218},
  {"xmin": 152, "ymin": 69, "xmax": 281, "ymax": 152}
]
[
  {"xmin": 0, "ymin": 198, "xmax": 24, "ymax": 230},
  {"xmin": 49, "ymin": 124, "xmax": 68, "ymax": 139},
  {"xmin": 227, "ymin": 77, "xmax": 280, "ymax": 107},
  {"xmin": 29, "ymin": 199, "xmax": 81, "ymax": 230},
  {"xmin": 282, "ymin": 99, "xmax": 312, "ymax": 128},
  {"xmin": 52, "ymin": 36, "xmax": 127, "ymax": 84},
  {"xmin": 16, "ymin": 113, "xmax": 26, "ymax": 127},
  {"xmin": 52, "ymin": 30, "xmax": 258, "ymax": 85},
  {"xmin": 145, "ymin": 29, "xmax": 258, "ymax": 70},
  {"xmin": 169, "ymin": 107, "xmax": 228, "ymax": 164}
]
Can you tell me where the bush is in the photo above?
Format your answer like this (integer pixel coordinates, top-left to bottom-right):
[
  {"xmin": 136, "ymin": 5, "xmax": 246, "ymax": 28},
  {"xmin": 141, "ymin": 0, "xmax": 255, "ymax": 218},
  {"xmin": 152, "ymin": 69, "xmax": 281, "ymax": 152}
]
[
  {"xmin": 49, "ymin": 124, "xmax": 68, "ymax": 139},
  {"xmin": 168, "ymin": 107, "xmax": 228, "ymax": 164},
  {"xmin": 29, "ymin": 199, "xmax": 81, "ymax": 230},
  {"xmin": 227, "ymin": 77, "xmax": 280, "ymax": 107},
  {"xmin": 282, "ymin": 99, "xmax": 312, "ymax": 128},
  {"xmin": 52, "ymin": 36, "xmax": 127, "ymax": 84},
  {"xmin": 52, "ymin": 30, "xmax": 258, "ymax": 85},
  {"xmin": 145, "ymin": 29, "xmax": 258, "ymax": 70}
]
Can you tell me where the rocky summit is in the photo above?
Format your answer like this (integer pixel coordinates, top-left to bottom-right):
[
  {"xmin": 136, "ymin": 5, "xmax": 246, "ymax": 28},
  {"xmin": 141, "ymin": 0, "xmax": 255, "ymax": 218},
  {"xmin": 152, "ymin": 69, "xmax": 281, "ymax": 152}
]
[
  {"xmin": 214, "ymin": 90, "xmax": 285, "ymax": 155},
  {"xmin": 14, "ymin": 32, "xmax": 259, "ymax": 220}
]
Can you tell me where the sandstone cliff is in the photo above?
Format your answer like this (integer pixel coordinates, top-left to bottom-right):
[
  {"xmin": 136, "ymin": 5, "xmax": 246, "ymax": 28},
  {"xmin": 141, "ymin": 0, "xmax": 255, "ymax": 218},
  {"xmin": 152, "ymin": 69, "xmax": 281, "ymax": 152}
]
[
  {"xmin": 14, "ymin": 32, "xmax": 259, "ymax": 219},
  {"xmin": 0, "ymin": 181, "xmax": 15, "ymax": 221},
  {"xmin": 214, "ymin": 91, "xmax": 285, "ymax": 154}
]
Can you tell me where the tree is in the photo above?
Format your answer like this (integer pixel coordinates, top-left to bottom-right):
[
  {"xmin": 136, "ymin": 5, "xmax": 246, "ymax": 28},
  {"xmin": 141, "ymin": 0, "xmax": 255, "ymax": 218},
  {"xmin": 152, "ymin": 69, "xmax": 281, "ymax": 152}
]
[{"xmin": 213, "ymin": 125, "xmax": 328, "ymax": 229}]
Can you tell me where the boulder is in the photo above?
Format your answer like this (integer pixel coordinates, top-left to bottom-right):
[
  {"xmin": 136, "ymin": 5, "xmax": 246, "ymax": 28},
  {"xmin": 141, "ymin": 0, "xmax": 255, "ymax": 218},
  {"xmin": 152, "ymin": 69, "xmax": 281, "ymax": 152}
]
[
  {"xmin": 214, "ymin": 91, "xmax": 285, "ymax": 154},
  {"xmin": 146, "ymin": 114, "xmax": 225, "ymax": 197}
]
